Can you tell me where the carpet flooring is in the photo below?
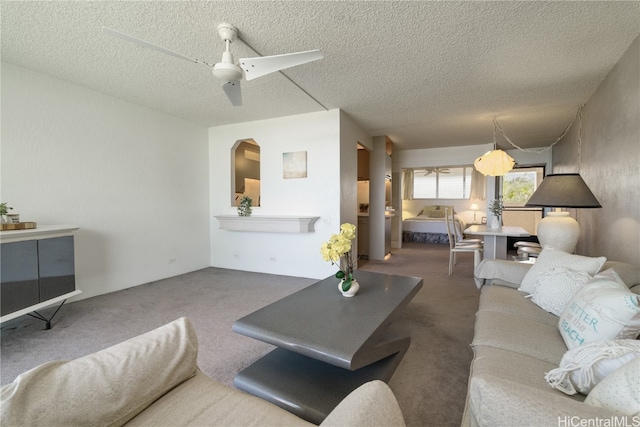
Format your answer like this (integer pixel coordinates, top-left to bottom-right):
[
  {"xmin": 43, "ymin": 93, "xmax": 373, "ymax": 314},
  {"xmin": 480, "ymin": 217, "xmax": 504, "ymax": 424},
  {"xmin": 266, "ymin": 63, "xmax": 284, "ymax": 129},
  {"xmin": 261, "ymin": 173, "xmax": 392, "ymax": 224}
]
[{"xmin": 0, "ymin": 242, "xmax": 480, "ymax": 427}]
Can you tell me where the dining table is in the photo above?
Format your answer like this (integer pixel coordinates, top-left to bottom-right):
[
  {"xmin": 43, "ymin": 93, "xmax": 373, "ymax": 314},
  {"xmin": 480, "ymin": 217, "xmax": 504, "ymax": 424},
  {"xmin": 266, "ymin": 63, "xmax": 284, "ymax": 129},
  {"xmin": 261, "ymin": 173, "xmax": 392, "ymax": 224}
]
[{"xmin": 463, "ymin": 225, "xmax": 530, "ymax": 260}]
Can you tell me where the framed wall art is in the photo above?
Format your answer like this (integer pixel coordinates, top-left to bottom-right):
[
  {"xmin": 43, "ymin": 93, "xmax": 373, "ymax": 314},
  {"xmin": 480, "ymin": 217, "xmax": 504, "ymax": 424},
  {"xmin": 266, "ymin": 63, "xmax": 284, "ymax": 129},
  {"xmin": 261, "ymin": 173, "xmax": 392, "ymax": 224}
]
[{"xmin": 283, "ymin": 151, "xmax": 307, "ymax": 179}]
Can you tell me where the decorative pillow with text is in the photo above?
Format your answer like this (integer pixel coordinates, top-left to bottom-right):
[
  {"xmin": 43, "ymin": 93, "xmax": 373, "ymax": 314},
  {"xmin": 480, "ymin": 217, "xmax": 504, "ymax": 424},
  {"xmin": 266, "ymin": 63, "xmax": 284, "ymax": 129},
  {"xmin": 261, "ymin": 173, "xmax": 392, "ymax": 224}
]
[{"xmin": 558, "ymin": 269, "xmax": 640, "ymax": 350}]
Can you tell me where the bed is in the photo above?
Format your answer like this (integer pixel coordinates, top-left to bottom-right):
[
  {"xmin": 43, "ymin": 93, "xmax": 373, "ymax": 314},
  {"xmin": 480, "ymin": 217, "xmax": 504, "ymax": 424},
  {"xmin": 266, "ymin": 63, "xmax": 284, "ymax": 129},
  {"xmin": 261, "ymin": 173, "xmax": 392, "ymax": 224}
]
[{"xmin": 402, "ymin": 205, "xmax": 467, "ymax": 244}]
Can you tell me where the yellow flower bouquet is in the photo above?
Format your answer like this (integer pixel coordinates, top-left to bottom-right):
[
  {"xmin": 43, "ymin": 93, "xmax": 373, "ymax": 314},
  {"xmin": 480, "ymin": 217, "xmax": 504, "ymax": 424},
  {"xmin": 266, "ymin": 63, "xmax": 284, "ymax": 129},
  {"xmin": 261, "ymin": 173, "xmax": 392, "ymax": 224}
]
[{"xmin": 320, "ymin": 223, "xmax": 356, "ymax": 292}]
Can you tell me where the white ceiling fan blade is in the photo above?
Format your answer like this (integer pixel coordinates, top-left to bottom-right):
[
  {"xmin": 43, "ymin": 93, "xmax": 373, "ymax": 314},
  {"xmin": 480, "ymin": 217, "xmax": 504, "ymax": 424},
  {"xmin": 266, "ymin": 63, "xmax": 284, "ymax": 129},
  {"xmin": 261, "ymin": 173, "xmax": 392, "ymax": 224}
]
[
  {"xmin": 221, "ymin": 81, "xmax": 242, "ymax": 106},
  {"xmin": 102, "ymin": 27, "xmax": 212, "ymax": 67},
  {"xmin": 240, "ymin": 49, "xmax": 323, "ymax": 81}
]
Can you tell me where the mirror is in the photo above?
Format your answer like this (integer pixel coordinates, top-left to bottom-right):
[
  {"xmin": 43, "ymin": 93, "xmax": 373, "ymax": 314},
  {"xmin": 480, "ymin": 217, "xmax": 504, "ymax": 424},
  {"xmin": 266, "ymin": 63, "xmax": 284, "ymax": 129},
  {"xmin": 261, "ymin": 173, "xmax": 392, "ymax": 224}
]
[{"xmin": 232, "ymin": 139, "xmax": 260, "ymax": 207}]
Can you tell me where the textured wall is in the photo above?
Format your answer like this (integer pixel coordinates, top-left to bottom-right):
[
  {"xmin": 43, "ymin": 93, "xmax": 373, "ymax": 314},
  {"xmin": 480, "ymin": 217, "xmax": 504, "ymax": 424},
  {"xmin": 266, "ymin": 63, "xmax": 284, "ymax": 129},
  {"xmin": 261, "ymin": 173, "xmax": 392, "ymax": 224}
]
[
  {"xmin": 553, "ymin": 36, "xmax": 639, "ymax": 263},
  {"xmin": 1, "ymin": 63, "xmax": 211, "ymax": 300}
]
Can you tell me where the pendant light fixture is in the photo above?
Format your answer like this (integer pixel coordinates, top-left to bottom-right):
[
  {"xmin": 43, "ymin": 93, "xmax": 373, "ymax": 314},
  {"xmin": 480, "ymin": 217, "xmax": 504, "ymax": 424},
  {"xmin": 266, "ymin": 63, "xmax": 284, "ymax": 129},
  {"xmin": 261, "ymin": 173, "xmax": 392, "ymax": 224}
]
[{"xmin": 474, "ymin": 119, "xmax": 515, "ymax": 176}]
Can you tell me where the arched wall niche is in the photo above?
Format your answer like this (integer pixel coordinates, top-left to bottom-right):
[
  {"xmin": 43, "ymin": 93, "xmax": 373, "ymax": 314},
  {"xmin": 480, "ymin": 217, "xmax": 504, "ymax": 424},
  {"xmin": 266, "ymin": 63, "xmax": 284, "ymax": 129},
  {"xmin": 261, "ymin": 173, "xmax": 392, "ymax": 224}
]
[{"xmin": 231, "ymin": 139, "xmax": 260, "ymax": 207}]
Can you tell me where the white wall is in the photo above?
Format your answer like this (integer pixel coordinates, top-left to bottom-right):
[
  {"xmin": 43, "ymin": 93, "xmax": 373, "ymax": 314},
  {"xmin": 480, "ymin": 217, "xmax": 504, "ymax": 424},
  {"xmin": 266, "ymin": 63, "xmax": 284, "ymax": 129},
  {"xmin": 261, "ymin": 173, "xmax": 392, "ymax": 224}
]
[
  {"xmin": 1, "ymin": 63, "xmax": 211, "ymax": 300},
  {"xmin": 209, "ymin": 109, "xmax": 351, "ymax": 280}
]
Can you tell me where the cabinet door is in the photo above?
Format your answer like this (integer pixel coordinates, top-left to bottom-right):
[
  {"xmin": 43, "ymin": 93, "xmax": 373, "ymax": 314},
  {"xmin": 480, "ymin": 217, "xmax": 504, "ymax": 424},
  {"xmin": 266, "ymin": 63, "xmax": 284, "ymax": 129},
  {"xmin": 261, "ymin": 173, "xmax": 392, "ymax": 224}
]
[
  {"xmin": 38, "ymin": 236, "xmax": 76, "ymax": 302},
  {"xmin": 1, "ymin": 241, "xmax": 40, "ymax": 315}
]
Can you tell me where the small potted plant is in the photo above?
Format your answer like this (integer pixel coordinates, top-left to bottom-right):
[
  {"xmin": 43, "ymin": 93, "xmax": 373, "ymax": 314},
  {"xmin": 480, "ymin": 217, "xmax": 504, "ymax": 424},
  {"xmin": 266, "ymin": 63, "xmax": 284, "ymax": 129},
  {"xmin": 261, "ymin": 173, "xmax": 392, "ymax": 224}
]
[
  {"xmin": 237, "ymin": 196, "xmax": 253, "ymax": 216},
  {"xmin": 488, "ymin": 197, "xmax": 504, "ymax": 229},
  {"xmin": 0, "ymin": 202, "xmax": 13, "ymax": 224}
]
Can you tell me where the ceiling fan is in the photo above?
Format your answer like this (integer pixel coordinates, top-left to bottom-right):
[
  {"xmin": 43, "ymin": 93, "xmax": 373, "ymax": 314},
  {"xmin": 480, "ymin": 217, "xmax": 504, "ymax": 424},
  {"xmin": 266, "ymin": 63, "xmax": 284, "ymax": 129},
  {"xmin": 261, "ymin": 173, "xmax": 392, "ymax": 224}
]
[
  {"xmin": 417, "ymin": 168, "xmax": 450, "ymax": 176},
  {"xmin": 102, "ymin": 23, "xmax": 323, "ymax": 107}
]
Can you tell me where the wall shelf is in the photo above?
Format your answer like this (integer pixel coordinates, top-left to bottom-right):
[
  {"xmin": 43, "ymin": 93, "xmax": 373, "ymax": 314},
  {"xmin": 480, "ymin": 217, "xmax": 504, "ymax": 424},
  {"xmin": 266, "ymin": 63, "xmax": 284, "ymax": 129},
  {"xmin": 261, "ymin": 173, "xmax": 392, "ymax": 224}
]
[{"xmin": 215, "ymin": 215, "xmax": 320, "ymax": 233}]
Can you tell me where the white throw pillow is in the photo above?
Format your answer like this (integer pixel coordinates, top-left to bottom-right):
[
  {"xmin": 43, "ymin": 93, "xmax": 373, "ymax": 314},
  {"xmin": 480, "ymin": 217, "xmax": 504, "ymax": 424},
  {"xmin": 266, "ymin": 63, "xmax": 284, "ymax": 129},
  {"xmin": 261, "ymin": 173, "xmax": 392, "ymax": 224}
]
[
  {"xmin": 519, "ymin": 248, "xmax": 605, "ymax": 294},
  {"xmin": 558, "ymin": 269, "xmax": 640, "ymax": 349},
  {"xmin": 585, "ymin": 357, "xmax": 640, "ymax": 416},
  {"xmin": 545, "ymin": 339, "xmax": 640, "ymax": 395},
  {"xmin": 529, "ymin": 267, "xmax": 592, "ymax": 316}
]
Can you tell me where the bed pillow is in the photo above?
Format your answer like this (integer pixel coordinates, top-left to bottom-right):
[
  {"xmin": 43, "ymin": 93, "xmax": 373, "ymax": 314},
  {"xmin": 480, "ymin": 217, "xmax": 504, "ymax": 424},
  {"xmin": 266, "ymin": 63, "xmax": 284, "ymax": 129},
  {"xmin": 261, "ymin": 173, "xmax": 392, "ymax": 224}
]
[
  {"xmin": 518, "ymin": 248, "xmax": 606, "ymax": 294},
  {"xmin": 421, "ymin": 205, "xmax": 451, "ymax": 218},
  {"xmin": 558, "ymin": 269, "xmax": 640, "ymax": 349},
  {"xmin": 545, "ymin": 339, "xmax": 640, "ymax": 395},
  {"xmin": 585, "ymin": 358, "xmax": 640, "ymax": 416},
  {"xmin": 529, "ymin": 267, "xmax": 592, "ymax": 316}
]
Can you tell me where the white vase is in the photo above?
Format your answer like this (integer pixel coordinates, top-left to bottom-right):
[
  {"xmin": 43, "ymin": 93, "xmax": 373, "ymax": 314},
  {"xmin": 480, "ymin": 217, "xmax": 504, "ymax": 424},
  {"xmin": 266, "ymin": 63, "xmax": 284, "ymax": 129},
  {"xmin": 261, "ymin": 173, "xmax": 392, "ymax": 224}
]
[
  {"xmin": 338, "ymin": 279, "xmax": 360, "ymax": 297},
  {"xmin": 490, "ymin": 216, "xmax": 501, "ymax": 230}
]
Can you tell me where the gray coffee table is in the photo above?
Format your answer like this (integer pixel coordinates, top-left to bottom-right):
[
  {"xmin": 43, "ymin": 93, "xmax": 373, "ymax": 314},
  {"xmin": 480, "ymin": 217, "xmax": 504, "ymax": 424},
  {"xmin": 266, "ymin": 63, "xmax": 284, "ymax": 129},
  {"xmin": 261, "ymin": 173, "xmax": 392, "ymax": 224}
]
[{"xmin": 232, "ymin": 270, "xmax": 423, "ymax": 424}]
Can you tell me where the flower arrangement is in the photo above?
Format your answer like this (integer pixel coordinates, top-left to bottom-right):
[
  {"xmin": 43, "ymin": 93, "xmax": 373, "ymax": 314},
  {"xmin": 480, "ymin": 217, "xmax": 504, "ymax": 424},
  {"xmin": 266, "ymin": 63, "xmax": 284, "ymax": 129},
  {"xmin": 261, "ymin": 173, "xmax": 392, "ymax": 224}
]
[
  {"xmin": 320, "ymin": 223, "xmax": 356, "ymax": 292},
  {"xmin": 237, "ymin": 196, "xmax": 253, "ymax": 216},
  {"xmin": 488, "ymin": 197, "xmax": 504, "ymax": 217}
]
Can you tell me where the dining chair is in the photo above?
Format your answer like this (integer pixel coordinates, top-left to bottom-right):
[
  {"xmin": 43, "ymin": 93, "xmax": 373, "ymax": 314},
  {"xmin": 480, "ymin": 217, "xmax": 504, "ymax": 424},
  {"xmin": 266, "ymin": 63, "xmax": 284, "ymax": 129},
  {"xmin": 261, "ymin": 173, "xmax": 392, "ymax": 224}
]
[
  {"xmin": 445, "ymin": 207, "xmax": 483, "ymax": 275},
  {"xmin": 514, "ymin": 241, "xmax": 542, "ymax": 258}
]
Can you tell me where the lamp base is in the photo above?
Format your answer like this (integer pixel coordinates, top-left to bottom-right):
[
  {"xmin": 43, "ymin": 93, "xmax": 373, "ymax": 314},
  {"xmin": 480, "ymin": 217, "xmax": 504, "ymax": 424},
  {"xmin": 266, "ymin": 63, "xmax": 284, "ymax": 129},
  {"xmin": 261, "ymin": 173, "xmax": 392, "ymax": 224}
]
[{"xmin": 536, "ymin": 211, "xmax": 580, "ymax": 253}]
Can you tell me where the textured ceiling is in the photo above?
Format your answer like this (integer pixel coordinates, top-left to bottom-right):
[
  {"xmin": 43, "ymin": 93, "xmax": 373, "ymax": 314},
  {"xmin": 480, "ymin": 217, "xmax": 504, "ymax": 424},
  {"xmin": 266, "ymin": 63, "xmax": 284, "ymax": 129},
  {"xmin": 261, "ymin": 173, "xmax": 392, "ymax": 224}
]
[{"xmin": 2, "ymin": 1, "xmax": 639, "ymax": 151}]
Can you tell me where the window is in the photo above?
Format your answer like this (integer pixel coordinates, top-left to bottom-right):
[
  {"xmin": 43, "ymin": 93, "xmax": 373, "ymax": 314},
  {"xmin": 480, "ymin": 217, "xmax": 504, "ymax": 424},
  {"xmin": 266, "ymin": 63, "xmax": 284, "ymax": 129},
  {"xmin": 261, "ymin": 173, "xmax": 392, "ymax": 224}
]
[
  {"xmin": 412, "ymin": 166, "xmax": 473, "ymax": 199},
  {"xmin": 501, "ymin": 166, "xmax": 545, "ymax": 234},
  {"xmin": 502, "ymin": 166, "xmax": 544, "ymax": 207}
]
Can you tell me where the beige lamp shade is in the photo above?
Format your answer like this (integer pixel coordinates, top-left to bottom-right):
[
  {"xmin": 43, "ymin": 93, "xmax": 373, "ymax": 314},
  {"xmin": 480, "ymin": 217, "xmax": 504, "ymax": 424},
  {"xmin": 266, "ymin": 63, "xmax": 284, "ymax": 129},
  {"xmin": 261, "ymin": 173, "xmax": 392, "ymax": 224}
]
[{"xmin": 474, "ymin": 150, "xmax": 515, "ymax": 176}]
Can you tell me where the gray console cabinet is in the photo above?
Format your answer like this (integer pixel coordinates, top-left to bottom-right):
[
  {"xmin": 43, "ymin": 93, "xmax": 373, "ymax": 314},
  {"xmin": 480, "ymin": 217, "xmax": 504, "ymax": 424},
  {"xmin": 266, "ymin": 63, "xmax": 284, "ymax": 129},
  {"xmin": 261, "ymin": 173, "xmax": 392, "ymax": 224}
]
[{"xmin": 0, "ymin": 226, "xmax": 80, "ymax": 328}]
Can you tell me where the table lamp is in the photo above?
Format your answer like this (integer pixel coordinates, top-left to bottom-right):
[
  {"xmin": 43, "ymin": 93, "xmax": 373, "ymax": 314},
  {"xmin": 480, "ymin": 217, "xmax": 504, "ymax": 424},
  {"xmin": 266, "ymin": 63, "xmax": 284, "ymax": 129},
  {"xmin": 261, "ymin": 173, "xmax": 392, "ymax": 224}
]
[
  {"xmin": 525, "ymin": 173, "xmax": 601, "ymax": 253},
  {"xmin": 470, "ymin": 204, "xmax": 479, "ymax": 223}
]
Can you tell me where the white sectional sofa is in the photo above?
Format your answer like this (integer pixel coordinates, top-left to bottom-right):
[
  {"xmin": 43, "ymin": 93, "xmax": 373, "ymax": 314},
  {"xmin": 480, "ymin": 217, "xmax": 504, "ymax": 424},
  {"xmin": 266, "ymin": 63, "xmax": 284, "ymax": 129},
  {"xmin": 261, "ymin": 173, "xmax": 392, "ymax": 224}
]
[
  {"xmin": 1, "ymin": 317, "xmax": 406, "ymax": 427},
  {"xmin": 463, "ymin": 250, "xmax": 640, "ymax": 426}
]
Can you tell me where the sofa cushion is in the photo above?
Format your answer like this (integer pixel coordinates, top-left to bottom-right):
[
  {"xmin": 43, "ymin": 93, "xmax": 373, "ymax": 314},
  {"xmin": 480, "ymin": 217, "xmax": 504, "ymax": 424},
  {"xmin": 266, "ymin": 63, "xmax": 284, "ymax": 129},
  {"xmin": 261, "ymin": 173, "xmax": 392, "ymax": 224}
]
[
  {"xmin": 584, "ymin": 358, "xmax": 640, "ymax": 416},
  {"xmin": 127, "ymin": 375, "xmax": 405, "ymax": 427},
  {"xmin": 1, "ymin": 317, "xmax": 198, "ymax": 427},
  {"xmin": 466, "ymin": 373, "xmax": 620, "ymax": 427},
  {"xmin": 529, "ymin": 267, "xmax": 592, "ymax": 316},
  {"xmin": 559, "ymin": 269, "xmax": 640, "ymax": 349},
  {"xmin": 470, "ymin": 346, "xmax": 579, "ymax": 400},
  {"xmin": 474, "ymin": 259, "xmax": 532, "ymax": 289},
  {"xmin": 125, "ymin": 370, "xmax": 314, "ymax": 427},
  {"xmin": 472, "ymin": 310, "xmax": 567, "ymax": 364},
  {"xmin": 519, "ymin": 248, "xmax": 606, "ymax": 294},
  {"xmin": 545, "ymin": 339, "xmax": 640, "ymax": 395},
  {"xmin": 478, "ymin": 285, "xmax": 558, "ymax": 326}
]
